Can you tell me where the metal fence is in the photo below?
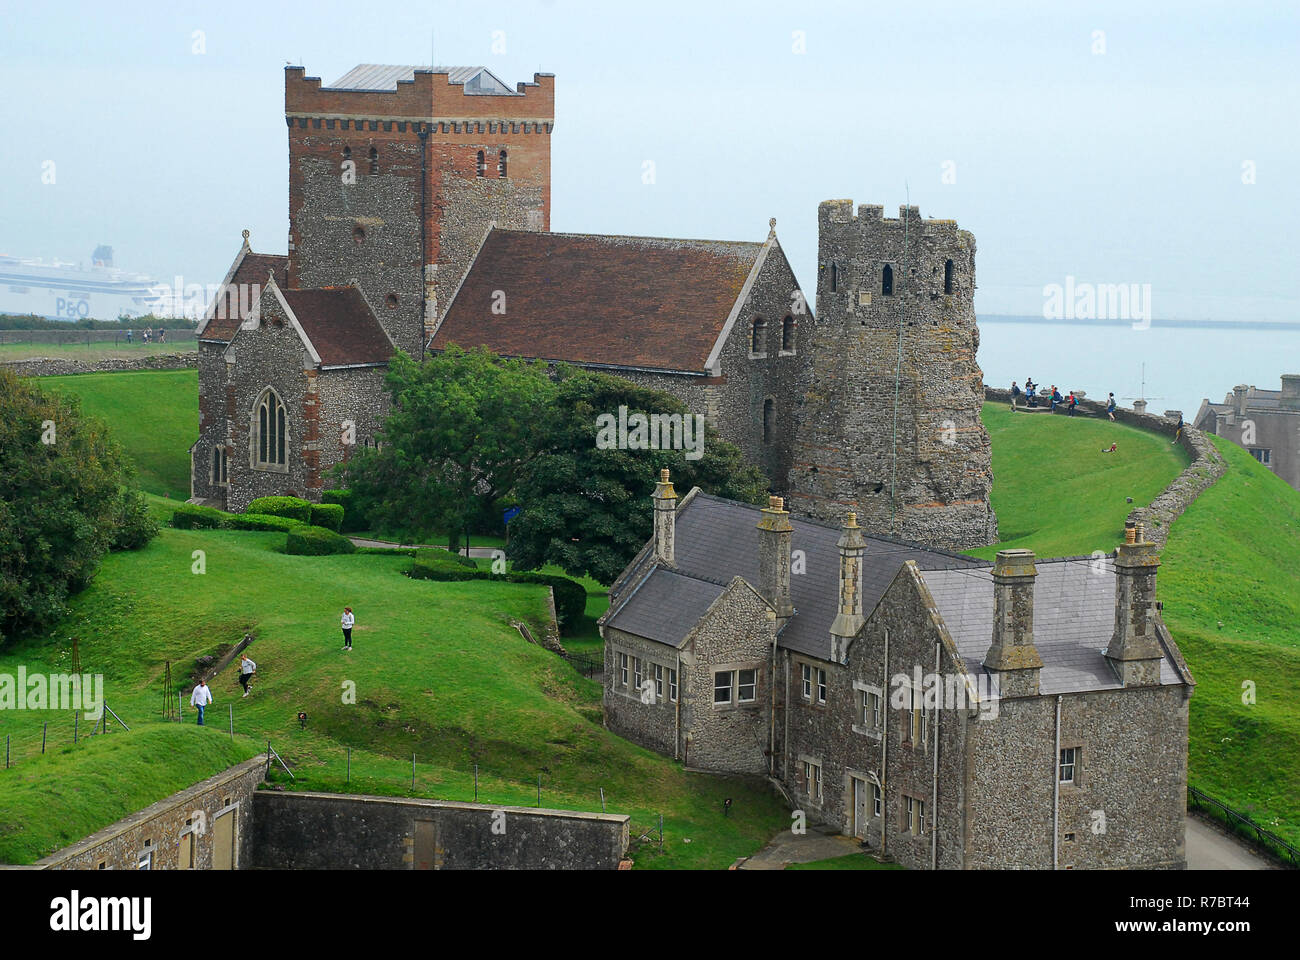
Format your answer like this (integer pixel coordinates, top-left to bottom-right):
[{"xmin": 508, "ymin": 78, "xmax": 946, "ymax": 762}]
[{"xmin": 1188, "ymin": 785, "xmax": 1299, "ymax": 867}]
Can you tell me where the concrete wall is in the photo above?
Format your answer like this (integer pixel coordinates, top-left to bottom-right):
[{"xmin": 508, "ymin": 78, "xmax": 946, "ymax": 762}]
[
  {"xmin": 249, "ymin": 791, "xmax": 629, "ymax": 870},
  {"xmin": 24, "ymin": 756, "xmax": 265, "ymax": 870}
]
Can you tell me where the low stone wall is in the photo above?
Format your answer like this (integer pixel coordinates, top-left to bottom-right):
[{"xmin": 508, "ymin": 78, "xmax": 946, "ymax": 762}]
[
  {"xmin": 249, "ymin": 791, "xmax": 630, "ymax": 870},
  {"xmin": 3, "ymin": 353, "xmax": 198, "ymax": 377},
  {"xmin": 17, "ymin": 756, "xmax": 266, "ymax": 870},
  {"xmin": 984, "ymin": 385, "xmax": 1226, "ymax": 547}
]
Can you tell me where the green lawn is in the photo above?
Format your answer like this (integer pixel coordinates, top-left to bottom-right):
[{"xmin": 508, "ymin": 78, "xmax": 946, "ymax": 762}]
[
  {"xmin": 38, "ymin": 369, "xmax": 197, "ymax": 499},
  {"xmin": 970, "ymin": 403, "xmax": 1189, "ymax": 560},
  {"xmin": 786, "ymin": 853, "xmax": 902, "ymax": 870},
  {"xmin": 0, "ymin": 526, "xmax": 784, "ymax": 867}
]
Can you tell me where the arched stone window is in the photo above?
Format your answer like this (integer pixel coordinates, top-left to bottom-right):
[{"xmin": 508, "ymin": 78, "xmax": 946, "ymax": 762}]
[
  {"xmin": 342, "ymin": 146, "xmax": 352, "ymax": 161},
  {"xmin": 944, "ymin": 259, "xmax": 954, "ymax": 294},
  {"xmin": 751, "ymin": 317, "xmax": 767, "ymax": 355},
  {"xmin": 476, "ymin": 150, "xmax": 486, "ymax": 177},
  {"xmin": 254, "ymin": 388, "xmax": 287, "ymax": 469},
  {"xmin": 882, "ymin": 264, "xmax": 894, "ymax": 296},
  {"xmin": 368, "ymin": 146, "xmax": 378, "ymax": 174},
  {"xmin": 781, "ymin": 315, "xmax": 795, "ymax": 352},
  {"xmin": 498, "ymin": 149, "xmax": 508, "ymax": 178},
  {"xmin": 210, "ymin": 447, "xmax": 227, "ymax": 485},
  {"xmin": 763, "ymin": 398, "xmax": 776, "ymax": 443},
  {"xmin": 830, "ymin": 263, "xmax": 838, "ymax": 292}
]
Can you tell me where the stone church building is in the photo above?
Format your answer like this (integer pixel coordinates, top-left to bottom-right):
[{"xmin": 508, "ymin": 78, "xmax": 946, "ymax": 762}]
[
  {"xmin": 190, "ymin": 62, "xmax": 993, "ymax": 555},
  {"xmin": 600, "ymin": 474, "xmax": 1194, "ymax": 869}
]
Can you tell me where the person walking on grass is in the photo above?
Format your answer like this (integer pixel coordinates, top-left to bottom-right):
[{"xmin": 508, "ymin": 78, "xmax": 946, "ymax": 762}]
[
  {"xmin": 191, "ymin": 679, "xmax": 212, "ymax": 726},
  {"xmin": 1067, "ymin": 392, "xmax": 1078, "ymax": 416},
  {"xmin": 238, "ymin": 651, "xmax": 257, "ymax": 697},
  {"xmin": 341, "ymin": 606, "xmax": 355, "ymax": 651},
  {"xmin": 1010, "ymin": 381, "xmax": 1021, "ymax": 410},
  {"xmin": 1106, "ymin": 393, "xmax": 1117, "ymax": 421}
]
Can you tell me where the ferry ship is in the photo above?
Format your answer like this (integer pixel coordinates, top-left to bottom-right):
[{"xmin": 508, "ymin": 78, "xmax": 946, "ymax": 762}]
[{"xmin": 0, "ymin": 245, "xmax": 192, "ymax": 321}]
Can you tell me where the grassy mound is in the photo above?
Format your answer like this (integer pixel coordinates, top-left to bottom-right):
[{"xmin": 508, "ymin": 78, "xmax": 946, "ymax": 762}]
[
  {"xmin": 38, "ymin": 369, "xmax": 197, "ymax": 499},
  {"xmin": 0, "ymin": 726, "xmax": 261, "ymax": 864}
]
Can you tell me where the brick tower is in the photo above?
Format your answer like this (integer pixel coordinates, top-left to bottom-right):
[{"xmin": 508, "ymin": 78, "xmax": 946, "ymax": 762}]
[
  {"xmin": 283, "ymin": 65, "xmax": 554, "ymax": 355},
  {"xmin": 787, "ymin": 200, "xmax": 997, "ymax": 550}
]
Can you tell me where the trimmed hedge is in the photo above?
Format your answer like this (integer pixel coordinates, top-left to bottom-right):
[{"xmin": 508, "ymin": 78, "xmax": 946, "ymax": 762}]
[
  {"xmin": 309, "ymin": 503, "xmax": 345, "ymax": 532},
  {"xmin": 285, "ymin": 525, "xmax": 356, "ymax": 556},
  {"xmin": 407, "ymin": 560, "xmax": 586, "ymax": 634},
  {"xmin": 322, "ymin": 489, "xmax": 368, "ymax": 533},
  {"xmin": 412, "ymin": 548, "xmax": 478, "ymax": 572},
  {"xmin": 246, "ymin": 496, "xmax": 312, "ymax": 523},
  {"xmin": 171, "ymin": 503, "xmax": 225, "ymax": 529},
  {"xmin": 224, "ymin": 513, "xmax": 303, "ymax": 533}
]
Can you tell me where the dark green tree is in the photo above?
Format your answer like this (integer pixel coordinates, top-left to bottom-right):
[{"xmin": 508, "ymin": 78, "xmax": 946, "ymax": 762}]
[
  {"xmin": 338, "ymin": 347, "xmax": 557, "ymax": 550},
  {"xmin": 506, "ymin": 370, "xmax": 768, "ymax": 583},
  {"xmin": 0, "ymin": 369, "xmax": 149, "ymax": 642}
]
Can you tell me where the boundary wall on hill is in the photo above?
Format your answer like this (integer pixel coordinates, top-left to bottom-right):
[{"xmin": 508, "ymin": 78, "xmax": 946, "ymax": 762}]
[
  {"xmin": 3, "ymin": 353, "xmax": 198, "ymax": 377},
  {"xmin": 984, "ymin": 386, "xmax": 1227, "ymax": 548}
]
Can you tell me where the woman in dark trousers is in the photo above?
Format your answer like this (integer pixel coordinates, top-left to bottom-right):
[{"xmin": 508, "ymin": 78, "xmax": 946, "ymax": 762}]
[{"xmin": 341, "ymin": 606, "xmax": 354, "ymax": 651}]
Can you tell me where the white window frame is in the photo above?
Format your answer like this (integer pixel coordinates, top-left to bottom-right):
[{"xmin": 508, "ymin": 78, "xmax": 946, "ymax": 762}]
[
  {"xmin": 737, "ymin": 668, "xmax": 757, "ymax": 703},
  {"xmin": 714, "ymin": 670, "xmax": 734, "ymax": 705},
  {"xmin": 816, "ymin": 668, "xmax": 827, "ymax": 705},
  {"xmin": 801, "ymin": 663, "xmax": 812, "ymax": 701},
  {"xmin": 653, "ymin": 663, "xmax": 664, "ymax": 701},
  {"xmin": 618, "ymin": 652, "xmax": 628, "ymax": 688},
  {"xmin": 633, "ymin": 657, "xmax": 643, "ymax": 692},
  {"xmin": 668, "ymin": 668, "xmax": 678, "ymax": 703},
  {"xmin": 1060, "ymin": 746, "xmax": 1078, "ymax": 785},
  {"xmin": 872, "ymin": 783, "xmax": 882, "ymax": 818}
]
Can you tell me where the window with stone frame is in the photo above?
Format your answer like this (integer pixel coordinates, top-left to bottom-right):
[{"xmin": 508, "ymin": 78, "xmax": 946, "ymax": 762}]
[
  {"xmin": 653, "ymin": 663, "xmax": 664, "ymax": 701},
  {"xmin": 750, "ymin": 317, "xmax": 767, "ymax": 356},
  {"xmin": 253, "ymin": 389, "xmax": 287, "ymax": 469},
  {"xmin": 882, "ymin": 263, "xmax": 894, "ymax": 296},
  {"xmin": 944, "ymin": 258, "xmax": 955, "ymax": 294},
  {"xmin": 211, "ymin": 446, "xmax": 228, "ymax": 485},
  {"xmin": 713, "ymin": 670, "xmax": 734, "ymax": 704},
  {"xmin": 737, "ymin": 668, "xmax": 757, "ymax": 703},
  {"xmin": 368, "ymin": 146, "xmax": 378, "ymax": 174},
  {"xmin": 861, "ymin": 689, "xmax": 883, "ymax": 729},
  {"xmin": 633, "ymin": 657, "xmax": 643, "ymax": 692},
  {"xmin": 816, "ymin": 668, "xmax": 827, "ymax": 704},
  {"xmin": 801, "ymin": 663, "xmax": 812, "ymax": 701},
  {"xmin": 1250, "ymin": 448, "xmax": 1271, "ymax": 464},
  {"xmin": 617, "ymin": 652, "xmax": 629, "ymax": 688},
  {"xmin": 872, "ymin": 783, "xmax": 882, "ymax": 818},
  {"xmin": 668, "ymin": 667, "xmax": 678, "ymax": 703},
  {"xmin": 498, "ymin": 149, "xmax": 508, "ymax": 178},
  {"xmin": 903, "ymin": 795, "xmax": 925, "ymax": 835},
  {"xmin": 1059, "ymin": 746, "xmax": 1079, "ymax": 784},
  {"xmin": 781, "ymin": 315, "xmax": 796, "ymax": 353}
]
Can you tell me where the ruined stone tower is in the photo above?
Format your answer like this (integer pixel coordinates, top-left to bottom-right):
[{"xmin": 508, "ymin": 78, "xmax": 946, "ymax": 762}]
[
  {"xmin": 787, "ymin": 200, "xmax": 997, "ymax": 549},
  {"xmin": 283, "ymin": 65, "xmax": 554, "ymax": 355}
]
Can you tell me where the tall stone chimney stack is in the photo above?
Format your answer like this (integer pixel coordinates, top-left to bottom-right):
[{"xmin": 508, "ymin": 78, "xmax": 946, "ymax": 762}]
[
  {"xmin": 1105, "ymin": 520, "xmax": 1164, "ymax": 686},
  {"xmin": 982, "ymin": 548, "xmax": 1044, "ymax": 698},
  {"xmin": 757, "ymin": 496, "xmax": 794, "ymax": 622},
  {"xmin": 829, "ymin": 513, "xmax": 867, "ymax": 663},
  {"xmin": 1232, "ymin": 384, "xmax": 1249, "ymax": 417},
  {"xmin": 1280, "ymin": 375, "xmax": 1300, "ymax": 411},
  {"xmin": 652, "ymin": 469, "xmax": 677, "ymax": 565}
]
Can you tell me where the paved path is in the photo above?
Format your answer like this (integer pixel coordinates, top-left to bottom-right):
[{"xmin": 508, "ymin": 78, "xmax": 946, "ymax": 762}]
[
  {"xmin": 1185, "ymin": 815, "xmax": 1275, "ymax": 870},
  {"xmin": 737, "ymin": 825, "xmax": 864, "ymax": 870},
  {"xmin": 348, "ymin": 538, "xmax": 498, "ymax": 559}
]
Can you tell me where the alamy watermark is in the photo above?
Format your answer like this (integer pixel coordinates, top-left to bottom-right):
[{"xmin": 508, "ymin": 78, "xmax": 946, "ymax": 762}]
[
  {"xmin": 0, "ymin": 669, "xmax": 104, "ymax": 720},
  {"xmin": 1042, "ymin": 276, "xmax": 1152, "ymax": 330},
  {"xmin": 595, "ymin": 405, "xmax": 705, "ymax": 460}
]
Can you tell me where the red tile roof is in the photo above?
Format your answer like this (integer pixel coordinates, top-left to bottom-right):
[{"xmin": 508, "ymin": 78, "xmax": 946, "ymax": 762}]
[
  {"xmin": 430, "ymin": 230, "xmax": 764, "ymax": 372},
  {"xmin": 282, "ymin": 286, "xmax": 394, "ymax": 366},
  {"xmin": 200, "ymin": 250, "xmax": 289, "ymax": 342}
]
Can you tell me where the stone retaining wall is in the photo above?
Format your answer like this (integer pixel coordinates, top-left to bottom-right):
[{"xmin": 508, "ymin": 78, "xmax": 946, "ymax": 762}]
[
  {"xmin": 4, "ymin": 353, "xmax": 198, "ymax": 377},
  {"xmin": 984, "ymin": 385, "xmax": 1226, "ymax": 547}
]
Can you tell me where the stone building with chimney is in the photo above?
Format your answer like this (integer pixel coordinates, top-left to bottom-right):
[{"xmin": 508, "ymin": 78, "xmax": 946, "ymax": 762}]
[
  {"xmin": 599, "ymin": 472, "xmax": 1194, "ymax": 869},
  {"xmin": 1193, "ymin": 376, "xmax": 1300, "ymax": 491}
]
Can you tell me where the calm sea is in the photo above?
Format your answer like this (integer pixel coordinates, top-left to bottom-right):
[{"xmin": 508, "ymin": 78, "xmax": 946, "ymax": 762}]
[{"xmin": 977, "ymin": 317, "xmax": 1300, "ymax": 418}]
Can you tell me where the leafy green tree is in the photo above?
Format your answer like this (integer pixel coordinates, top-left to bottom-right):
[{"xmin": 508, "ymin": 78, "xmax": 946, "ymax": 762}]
[
  {"xmin": 339, "ymin": 347, "xmax": 557, "ymax": 550},
  {"xmin": 0, "ymin": 369, "xmax": 145, "ymax": 642},
  {"xmin": 506, "ymin": 370, "xmax": 768, "ymax": 583}
]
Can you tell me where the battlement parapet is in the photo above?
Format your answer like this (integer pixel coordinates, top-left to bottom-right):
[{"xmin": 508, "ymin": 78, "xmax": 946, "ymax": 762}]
[{"xmin": 285, "ymin": 66, "xmax": 555, "ymax": 121}]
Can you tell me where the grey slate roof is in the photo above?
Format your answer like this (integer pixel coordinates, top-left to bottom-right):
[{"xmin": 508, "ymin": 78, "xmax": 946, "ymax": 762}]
[
  {"xmin": 327, "ymin": 64, "xmax": 519, "ymax": 95},
  {"xmin": 922, "ymin": 560, "xmax": 1184, "ymax": 695},
  {"xmin": 604, "ymin": 567, "xmax": 725, "ymax": 647},
  {"xmin": 606, "ymin": 491, "xmax": 1190, "ymax": 697},
  {"xmin": 605, "ymin": 492, "xmax": 984, "ymax": 661}
]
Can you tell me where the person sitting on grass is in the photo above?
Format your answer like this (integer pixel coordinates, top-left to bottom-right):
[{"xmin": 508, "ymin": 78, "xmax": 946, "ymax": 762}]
[{"xmin": 1102, "ymin": 442, "xmax": 1118, "ymax": 453}]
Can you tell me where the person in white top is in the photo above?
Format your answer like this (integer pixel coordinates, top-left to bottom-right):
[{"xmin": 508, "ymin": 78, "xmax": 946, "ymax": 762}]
[
  {"xmin": 238, "ymin": 651, "xmax": 257, "ymax": 697},
  {"xmin": 341, "ymin": 607, "xmax": 355, "ymax": 651},
  {"xmin": 190, "ymin": 680, "xmax": 213, "ymax": 725}
]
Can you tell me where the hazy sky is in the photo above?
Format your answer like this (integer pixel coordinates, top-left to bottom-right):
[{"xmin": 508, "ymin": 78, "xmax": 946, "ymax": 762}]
[{"xmin": 2, "ymin": 0, "xmax": 1297, "ymax": 323}]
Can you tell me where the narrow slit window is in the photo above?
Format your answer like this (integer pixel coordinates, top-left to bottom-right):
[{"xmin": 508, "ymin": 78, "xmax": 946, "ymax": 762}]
[
  {"xmin": 498, "ymin": 149, "xmax": 507, "ymax": 178},
  {"xmin": 882, "ymin": 264, "xmax": 894, "ymax": 296}
]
